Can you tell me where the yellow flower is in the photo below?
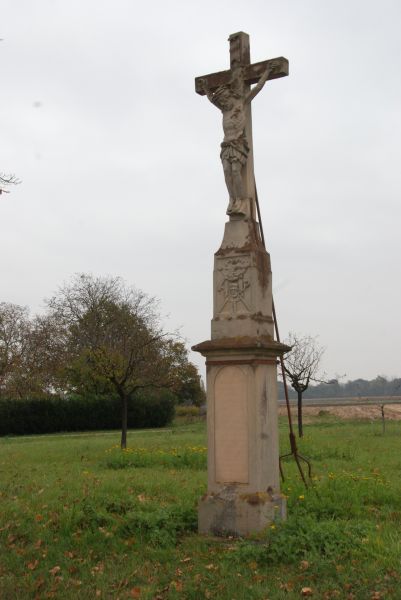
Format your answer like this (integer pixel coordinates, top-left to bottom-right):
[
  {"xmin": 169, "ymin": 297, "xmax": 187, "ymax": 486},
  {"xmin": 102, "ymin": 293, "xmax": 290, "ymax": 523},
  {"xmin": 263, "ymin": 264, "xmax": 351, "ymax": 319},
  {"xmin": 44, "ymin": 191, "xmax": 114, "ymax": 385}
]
[{"xmin": 298, "ymin": 495, "xmax": 305, "ymax": 500}]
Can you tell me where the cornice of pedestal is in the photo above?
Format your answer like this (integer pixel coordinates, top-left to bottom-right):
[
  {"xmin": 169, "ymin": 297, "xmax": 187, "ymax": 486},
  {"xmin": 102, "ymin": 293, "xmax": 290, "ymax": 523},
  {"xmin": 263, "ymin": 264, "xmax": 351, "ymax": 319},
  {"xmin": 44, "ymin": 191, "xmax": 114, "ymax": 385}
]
[{"xmin": 192, "ymin": 335, "xmax": 290, "ymax": 363}]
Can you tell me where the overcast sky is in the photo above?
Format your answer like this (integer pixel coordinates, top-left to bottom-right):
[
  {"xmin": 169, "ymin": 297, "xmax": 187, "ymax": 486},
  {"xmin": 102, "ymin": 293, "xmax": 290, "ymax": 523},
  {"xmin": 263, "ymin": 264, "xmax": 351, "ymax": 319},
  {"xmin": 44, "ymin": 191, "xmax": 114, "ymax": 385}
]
[{"xmin": 1, "ymin": 0, "xmax": 400, "ymax": 382}]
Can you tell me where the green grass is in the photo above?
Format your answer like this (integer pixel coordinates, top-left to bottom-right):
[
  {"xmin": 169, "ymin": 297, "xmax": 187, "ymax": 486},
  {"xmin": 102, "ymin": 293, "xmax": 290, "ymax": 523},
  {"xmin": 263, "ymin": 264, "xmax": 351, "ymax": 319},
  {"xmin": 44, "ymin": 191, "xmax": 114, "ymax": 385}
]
[{"xmin": 1, "ymin": 417, "xmax": 401, "ymax": 599}]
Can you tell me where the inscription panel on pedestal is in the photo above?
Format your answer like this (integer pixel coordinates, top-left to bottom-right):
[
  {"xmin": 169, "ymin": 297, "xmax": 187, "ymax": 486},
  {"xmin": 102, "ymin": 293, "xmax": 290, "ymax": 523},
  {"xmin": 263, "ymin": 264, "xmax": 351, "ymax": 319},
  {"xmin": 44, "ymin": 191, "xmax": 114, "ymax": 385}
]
[{"xmin": 214, "ymin": 366, "xmax": 249, "ymax": 484}]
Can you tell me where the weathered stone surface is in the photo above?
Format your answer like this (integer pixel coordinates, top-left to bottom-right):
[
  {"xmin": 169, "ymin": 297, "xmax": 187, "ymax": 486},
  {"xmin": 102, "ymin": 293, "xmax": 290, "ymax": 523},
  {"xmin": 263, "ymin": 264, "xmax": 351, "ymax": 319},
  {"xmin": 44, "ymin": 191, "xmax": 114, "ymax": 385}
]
[
  {"xmin": 214, "ymin": 366, "xmax": 249, "ymax": 484},
  {"xmin": 211, "ymin": 215, "xmax": 273, "ymax": 340},
  {"xmin": 193, "ymin": 31, "xmax": 289, "ymax": 536},
  {"xmin": 198, "ymin": 487, "xmax": 287, "ymax": 537},
  {"xmin": 200, "ymin": 357, "xmax": 286, "ymax": 495},
  {"xmin": 193, "ymin": 211, "xmax": 288, "ymax": 534},
  {"xmin": 196, "ymin": 33, "xmax": 288, "ymax": 216},
  {"xmin": 195, "ymin": 58, "xmax": 289, "ymax": 95}
]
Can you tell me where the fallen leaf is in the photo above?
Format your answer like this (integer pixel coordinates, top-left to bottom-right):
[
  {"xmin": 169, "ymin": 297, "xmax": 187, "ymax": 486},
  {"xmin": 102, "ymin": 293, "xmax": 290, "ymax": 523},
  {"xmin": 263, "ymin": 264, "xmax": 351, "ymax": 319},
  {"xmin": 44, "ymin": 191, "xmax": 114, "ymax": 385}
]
[
  {"xmin": 91, "ymin": 562, "xmax": 105, "ymax": 576},
  {"xmin": 49, "ymin": 566, "xmax": 61, "ymax": 576},
  {"xmin": 173, "ymin": 580, "xmax": 183, "ymax": 592},
  {"xmin": 34, "ymin": 576, "xmax": 45, "ymax": 590},
  {"xmin": 27, "ymin": 560, "xmax": 39, "ymax": 571},
  {"xmin": 301, "ymin": 588, "xmax": 313, "ymax": 597},
  {"xmin": 124, "ymin": 537, "xmax": 136, "ymax": 546},
  {"xmin": 129, "ymin": 587, "xmax": 141, "ymax": 598},
  {"xmin": 300, "ymin": 560, "xmax": 310, "ymax": 571},
  {"xmin": 280, "ymin": 582, "xmax": 294, "ymax": 592}
]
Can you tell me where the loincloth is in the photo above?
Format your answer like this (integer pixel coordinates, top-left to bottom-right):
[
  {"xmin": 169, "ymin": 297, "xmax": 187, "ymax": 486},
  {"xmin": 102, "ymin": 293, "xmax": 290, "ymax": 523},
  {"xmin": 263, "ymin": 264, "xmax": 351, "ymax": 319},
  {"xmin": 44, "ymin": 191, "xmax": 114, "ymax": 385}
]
[{"xmin": 220, "ymin": 136, "xmax": 249, "ymax": 165}]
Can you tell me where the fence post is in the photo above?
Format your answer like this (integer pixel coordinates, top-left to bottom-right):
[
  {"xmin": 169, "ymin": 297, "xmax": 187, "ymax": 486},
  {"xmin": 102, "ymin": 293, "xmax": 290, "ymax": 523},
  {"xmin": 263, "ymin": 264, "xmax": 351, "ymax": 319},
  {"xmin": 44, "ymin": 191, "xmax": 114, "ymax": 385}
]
[{"xmin": 380, "ymin": 404, "xmax": 385, "ymax": 434}]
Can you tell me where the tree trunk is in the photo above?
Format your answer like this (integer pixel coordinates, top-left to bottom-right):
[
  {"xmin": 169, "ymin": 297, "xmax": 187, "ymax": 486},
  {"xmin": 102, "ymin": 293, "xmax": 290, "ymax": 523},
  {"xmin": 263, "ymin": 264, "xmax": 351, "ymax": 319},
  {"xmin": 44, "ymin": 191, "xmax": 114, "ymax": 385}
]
[
  {"xmin": 121, "ymin": 394, "xmax": 128, "ymax": 449},
  {"xmin": 297, "ymin": 390, "xmax": 303, "ymax": 438}
]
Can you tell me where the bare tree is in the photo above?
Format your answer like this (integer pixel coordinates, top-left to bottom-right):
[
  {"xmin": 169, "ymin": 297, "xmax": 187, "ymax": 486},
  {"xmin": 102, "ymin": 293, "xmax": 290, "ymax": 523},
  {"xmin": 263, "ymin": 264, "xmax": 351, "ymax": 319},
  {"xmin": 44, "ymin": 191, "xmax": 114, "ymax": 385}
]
[
  {"xmin": 0, "ymin": 173, "xmax": 20, "ymax": 195},
  {"xmin": 46, "ymin": 274, "xmax": 190, "ymax": 448},
  {"xmin": 283, "ymin": 333, "xmax": 325, "ymax": 437}
]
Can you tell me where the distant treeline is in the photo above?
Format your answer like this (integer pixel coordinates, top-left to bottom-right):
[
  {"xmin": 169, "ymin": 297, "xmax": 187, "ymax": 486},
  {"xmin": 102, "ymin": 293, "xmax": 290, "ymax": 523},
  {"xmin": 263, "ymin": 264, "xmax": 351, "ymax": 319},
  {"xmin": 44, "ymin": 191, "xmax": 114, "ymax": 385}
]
[{"xmin": 279, "ymin": 376, "xmax": 401, "ymax": 400}]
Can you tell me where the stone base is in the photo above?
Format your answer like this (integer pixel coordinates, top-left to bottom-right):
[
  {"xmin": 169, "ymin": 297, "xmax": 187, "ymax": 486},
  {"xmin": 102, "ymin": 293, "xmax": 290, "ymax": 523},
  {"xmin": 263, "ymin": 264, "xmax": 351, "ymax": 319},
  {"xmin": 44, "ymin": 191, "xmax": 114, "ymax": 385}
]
[{"xmin": 198, "ymin": 485, "xmax": 287, "ymax": 537}]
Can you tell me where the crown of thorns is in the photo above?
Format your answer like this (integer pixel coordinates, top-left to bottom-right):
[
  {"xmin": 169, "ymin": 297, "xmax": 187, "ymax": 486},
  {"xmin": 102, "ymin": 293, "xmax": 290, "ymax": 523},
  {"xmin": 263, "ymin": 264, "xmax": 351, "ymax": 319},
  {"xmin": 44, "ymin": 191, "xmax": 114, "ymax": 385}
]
[{"xmin": 213, "ymin": 85, "xmax": 230, "ymax": 99}]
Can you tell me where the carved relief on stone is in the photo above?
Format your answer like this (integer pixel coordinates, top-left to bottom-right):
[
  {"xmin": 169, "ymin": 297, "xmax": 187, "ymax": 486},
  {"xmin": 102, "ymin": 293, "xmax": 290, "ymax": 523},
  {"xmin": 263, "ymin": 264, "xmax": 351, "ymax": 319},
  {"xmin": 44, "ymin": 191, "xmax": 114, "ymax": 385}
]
[{"xmin": 216, "ymin": 256, "xmax": 251, "ymax": 316}]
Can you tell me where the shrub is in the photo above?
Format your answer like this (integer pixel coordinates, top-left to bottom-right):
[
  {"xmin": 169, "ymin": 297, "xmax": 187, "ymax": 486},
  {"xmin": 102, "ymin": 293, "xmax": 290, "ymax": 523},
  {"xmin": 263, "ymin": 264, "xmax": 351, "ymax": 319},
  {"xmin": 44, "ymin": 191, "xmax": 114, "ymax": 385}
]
[
  {"xmin": 175, "ymin": 406, "xmax": 200, "ymax": 417},
  {"xmin": 0, "ymin": 390, "xmax": 175, "ymax": 436}
]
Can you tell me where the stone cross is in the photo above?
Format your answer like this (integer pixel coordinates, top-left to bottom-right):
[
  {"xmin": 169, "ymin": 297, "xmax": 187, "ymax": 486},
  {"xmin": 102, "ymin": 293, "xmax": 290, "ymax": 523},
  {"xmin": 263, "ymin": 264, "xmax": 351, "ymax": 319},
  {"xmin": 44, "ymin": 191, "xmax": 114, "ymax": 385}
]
[
  {"xmin": 193, "ymin": 32, "xmax": 290, "ymax": 537},
  {"xmin": 195, "ymin": 32, "xmax": 288, "ymax": 217}
]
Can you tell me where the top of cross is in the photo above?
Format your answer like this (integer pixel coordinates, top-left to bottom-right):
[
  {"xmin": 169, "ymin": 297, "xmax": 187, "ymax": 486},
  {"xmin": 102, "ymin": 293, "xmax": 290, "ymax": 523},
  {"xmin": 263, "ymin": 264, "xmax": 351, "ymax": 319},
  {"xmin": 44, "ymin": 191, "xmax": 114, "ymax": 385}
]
[{"xmin": 195, "ymin": 31, "xmax": 288, "ymax": 95}]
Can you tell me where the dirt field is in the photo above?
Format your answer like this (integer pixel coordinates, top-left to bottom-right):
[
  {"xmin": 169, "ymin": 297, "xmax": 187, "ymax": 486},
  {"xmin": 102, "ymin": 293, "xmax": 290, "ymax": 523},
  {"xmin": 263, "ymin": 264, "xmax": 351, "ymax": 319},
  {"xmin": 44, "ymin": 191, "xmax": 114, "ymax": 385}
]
[{"xmin": 279, "ymin": 403, "xmax": 401, "ymax": 421}]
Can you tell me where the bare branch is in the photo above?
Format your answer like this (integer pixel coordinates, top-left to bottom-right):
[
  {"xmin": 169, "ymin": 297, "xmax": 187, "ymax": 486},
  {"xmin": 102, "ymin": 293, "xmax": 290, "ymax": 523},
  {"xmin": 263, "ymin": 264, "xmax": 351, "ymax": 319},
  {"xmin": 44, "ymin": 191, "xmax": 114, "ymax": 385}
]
[
  {"xmin": 0, "ymin": 173, "xmax": 21, "ymax": 195},
  {"xmin": 283, "ymin": 332, "xmax": 327, "ymax": 437}
]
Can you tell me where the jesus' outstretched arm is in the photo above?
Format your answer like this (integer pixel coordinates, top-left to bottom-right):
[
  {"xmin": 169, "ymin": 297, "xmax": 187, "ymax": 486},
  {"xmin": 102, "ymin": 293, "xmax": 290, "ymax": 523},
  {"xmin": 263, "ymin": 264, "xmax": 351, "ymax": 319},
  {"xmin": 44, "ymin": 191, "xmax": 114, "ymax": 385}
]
[
  {"xmin": 245, "ymin": 62, "xmax": 277, "ymax": 104},
  {"xmin": 198, "ymin": 79, "xmax": 215, "ymax": 104}
]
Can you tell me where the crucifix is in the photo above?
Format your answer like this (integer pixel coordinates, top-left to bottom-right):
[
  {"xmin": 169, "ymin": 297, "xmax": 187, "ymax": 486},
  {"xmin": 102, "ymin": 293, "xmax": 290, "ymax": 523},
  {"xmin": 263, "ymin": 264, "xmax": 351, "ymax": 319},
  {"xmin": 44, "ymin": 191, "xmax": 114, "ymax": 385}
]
[
  {"xmin": 195, "ymin": 32, "xmax": 288, "ymax": 218},
  {"xmin": 193, "ymin": 32, "xmax": 290, "ymax": 536}
]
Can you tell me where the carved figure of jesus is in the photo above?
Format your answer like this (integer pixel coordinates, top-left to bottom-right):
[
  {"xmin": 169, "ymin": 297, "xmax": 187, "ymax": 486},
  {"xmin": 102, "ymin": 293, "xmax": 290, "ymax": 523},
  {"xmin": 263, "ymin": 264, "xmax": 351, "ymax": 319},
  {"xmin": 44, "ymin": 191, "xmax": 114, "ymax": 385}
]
[{"xmin": 199, "ymin": 61, "xmax": 275, "ymax": 208}]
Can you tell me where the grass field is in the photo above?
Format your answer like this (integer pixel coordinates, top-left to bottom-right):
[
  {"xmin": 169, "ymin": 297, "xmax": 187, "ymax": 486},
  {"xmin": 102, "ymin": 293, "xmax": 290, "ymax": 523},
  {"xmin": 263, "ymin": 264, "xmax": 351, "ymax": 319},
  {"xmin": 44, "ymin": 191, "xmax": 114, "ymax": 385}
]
[{"xmin": 1, "ymin": 416, "xmax": 401, "ymax": 599}]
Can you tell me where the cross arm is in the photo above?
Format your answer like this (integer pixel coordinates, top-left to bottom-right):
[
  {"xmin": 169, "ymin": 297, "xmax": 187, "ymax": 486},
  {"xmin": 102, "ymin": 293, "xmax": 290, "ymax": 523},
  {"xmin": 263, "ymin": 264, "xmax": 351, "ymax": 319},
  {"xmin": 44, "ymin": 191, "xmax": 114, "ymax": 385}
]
[{"xmin": 195, "ymin": 56, "xmax": 288, "ymax": 95}]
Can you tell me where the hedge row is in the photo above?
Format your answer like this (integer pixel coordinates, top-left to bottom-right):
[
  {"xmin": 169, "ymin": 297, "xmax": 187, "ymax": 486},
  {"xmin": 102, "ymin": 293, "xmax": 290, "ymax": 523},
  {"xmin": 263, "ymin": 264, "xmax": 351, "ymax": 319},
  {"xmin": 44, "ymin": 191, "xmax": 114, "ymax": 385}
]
[
  {"xmin": 0, "ymin": 391, "xmax": 176, "ymax": 436},
  {"xmin": 175, "ymin": 406, "xmax": 201, "ymax": 417}
]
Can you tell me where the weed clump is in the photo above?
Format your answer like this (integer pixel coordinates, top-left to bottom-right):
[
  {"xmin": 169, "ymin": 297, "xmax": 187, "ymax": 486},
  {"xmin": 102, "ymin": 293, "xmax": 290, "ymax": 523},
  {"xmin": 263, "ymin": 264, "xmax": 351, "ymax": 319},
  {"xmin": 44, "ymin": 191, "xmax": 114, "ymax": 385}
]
[
  {"xmin": 118, "ymin": 504, "xmax": 197, "ymax": 546},
  {"xmin": 234, "ymin": 516, "xmax": 375, "ymax": 565},
  {"xmin": 104, "ymin": 445, "xmax": 207, "ymax": 471}
]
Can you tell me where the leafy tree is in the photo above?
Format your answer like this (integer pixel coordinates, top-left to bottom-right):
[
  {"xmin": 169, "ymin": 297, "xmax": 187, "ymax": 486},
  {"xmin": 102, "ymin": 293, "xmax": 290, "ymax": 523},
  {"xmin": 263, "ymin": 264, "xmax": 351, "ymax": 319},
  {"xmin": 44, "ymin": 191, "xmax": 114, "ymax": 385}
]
[
  {"xmin": 22, "ymin": 314, "xmax": 68, "ymax": 397},
  {"xmin": 175, "ymin": 356, "xmax": 206, "ymax": 406},
  {"xmin": 283, "ymin": 332, "xmax": 325, "ymax": 437},
  {"xmin": 47, "ymin": 274, "xmax": 191, "ymax": 448},
  {"xmin": 0, "ymin": 302, "xmax": 30, "ymax": 397}
]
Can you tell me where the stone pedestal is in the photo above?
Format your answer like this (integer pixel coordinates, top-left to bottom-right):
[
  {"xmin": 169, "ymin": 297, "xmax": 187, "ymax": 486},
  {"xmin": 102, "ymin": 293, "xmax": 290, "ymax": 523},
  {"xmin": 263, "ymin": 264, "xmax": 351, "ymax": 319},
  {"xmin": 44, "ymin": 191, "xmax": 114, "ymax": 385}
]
[{"xmin": 193, "ymin": 203, "xmax": 289, "ymax": 537}]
